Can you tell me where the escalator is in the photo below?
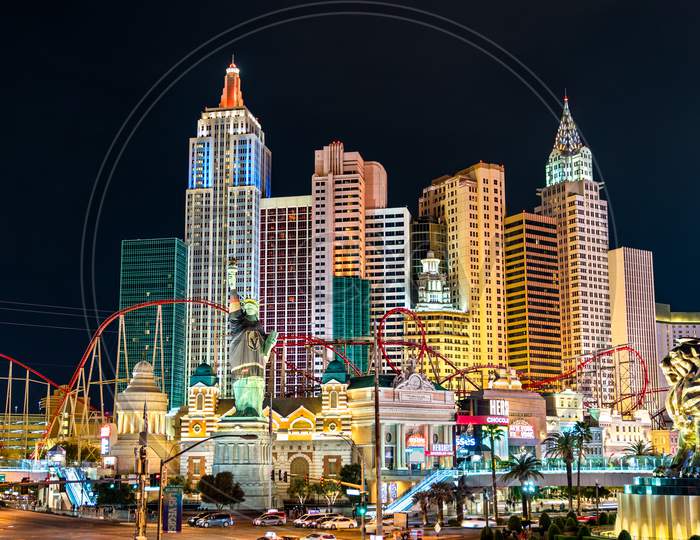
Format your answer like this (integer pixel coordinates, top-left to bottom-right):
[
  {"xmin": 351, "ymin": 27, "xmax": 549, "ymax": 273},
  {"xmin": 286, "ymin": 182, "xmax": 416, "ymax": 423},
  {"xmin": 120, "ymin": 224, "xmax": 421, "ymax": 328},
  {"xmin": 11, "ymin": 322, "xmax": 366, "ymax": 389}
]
[
  {"xmin": 381, "ymin": 468, "xmax": 457, "ymax": 515},
  {"xmin": 50, "ymin": 465, "xmax": 97, "ymax": 508}
]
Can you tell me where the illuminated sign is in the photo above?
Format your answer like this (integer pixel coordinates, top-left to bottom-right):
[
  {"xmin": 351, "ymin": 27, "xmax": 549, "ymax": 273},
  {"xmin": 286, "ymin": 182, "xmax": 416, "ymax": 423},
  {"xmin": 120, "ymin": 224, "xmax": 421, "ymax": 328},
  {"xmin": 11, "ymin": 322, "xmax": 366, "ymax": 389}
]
[
  {"xmin": 456, "ymin": 414, "xmax": 509, "ymax": 426},
  {"xmin": 508, "ymin": 420, "xmax": 535, "ymax": 440},
  {"xmin": 489, "ymin": 399, "xmax": 510, "ymax": 417},
  {"xmin": 100, "ymin": 425, "xmax": 111, "ymax": 438},
  {"xmin": 101, "ymin": 437, "xmax": 110, "ymax": 455},
  {"xmin": 428, "ymin": 443, "xmax": 453, "ymax": 456},
  {"xmin": 406, "ymin": 433, "xmax": 426, "ymax": 448}
]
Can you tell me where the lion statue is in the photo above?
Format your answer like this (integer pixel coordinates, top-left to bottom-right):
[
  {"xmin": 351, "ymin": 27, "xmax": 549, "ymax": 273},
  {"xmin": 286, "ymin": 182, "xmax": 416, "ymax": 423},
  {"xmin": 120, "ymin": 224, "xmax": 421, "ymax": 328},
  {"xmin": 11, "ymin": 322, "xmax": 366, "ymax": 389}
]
[{"xmin": 659, "ymin": 338, "xmax": 700, "ymax": 477}]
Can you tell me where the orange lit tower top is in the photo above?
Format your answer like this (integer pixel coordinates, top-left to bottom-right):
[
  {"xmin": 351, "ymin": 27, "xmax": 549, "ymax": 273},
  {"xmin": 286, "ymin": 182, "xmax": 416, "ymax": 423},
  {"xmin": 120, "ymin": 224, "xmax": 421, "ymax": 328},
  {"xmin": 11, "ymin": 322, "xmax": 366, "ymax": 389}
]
[{"xmin": 219, "ymin": 57, "xmax": 244, "ymax": 108}]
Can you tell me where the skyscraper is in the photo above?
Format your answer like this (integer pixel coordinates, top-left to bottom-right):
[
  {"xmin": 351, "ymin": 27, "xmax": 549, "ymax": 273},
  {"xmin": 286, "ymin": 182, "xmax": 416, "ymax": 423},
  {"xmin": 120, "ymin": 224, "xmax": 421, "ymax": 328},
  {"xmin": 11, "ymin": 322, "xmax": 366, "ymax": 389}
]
[
  {"xmin": 311, "ymin": 141, "xmax": 394, "ymax": 376},
  {"xmin": 185, "ymin": 59, "xmax": 271, "ymax": 396},
  {"xmin": 536, "ymin": 97, "xmax": 612, "ymax": 404},
  {"xmin": 418, "ymin": 163, "xmax": 508, "ymax": 371},
  {"xmin": 609, "ymin": 247, "xmax": 659, "ymax": 413},
  {"xmin": 119, "ymin": 238, "xmax": 188, "ymax": 408},
  {"xmin": 365, "ymin": 207, "xmax": 411, "ymax": 369},
  {"xmin": 260, "ymin": 195, "xmax": 313, "ymax": 397},
  {"xmin": 504, "ymin": 212, "xmax": 562, "ymax": 387}
]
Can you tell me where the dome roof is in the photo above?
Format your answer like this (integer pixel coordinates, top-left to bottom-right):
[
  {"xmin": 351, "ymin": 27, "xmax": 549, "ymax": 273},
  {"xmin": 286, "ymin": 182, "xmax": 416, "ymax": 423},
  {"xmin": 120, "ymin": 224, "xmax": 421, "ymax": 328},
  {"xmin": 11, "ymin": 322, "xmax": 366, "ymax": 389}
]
[
  {"xmin": 322, "ymin": 358, "xmax": 350, "ymax": 384},
  {"xmin": 190, "ymin": 362, "xmax": 218, "ymax": 387},
  {"xmin": 123, "ymin": 360, "xmax": 161, "ymax": 394}
]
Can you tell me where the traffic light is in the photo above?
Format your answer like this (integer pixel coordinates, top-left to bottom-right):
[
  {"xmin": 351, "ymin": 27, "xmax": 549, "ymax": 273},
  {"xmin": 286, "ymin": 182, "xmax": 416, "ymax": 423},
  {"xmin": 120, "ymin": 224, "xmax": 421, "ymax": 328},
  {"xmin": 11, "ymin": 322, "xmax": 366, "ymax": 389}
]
[
  {"xmin": 149, "ymin": 473, "xmax": 160, "ymax": 487},
  {"xmin": 109, "ymin": 482, "xmax": 115, "ymax": 489},
  {"xmin": 356, "ymin": 505, "xmax": 367, "ymax": 517}
]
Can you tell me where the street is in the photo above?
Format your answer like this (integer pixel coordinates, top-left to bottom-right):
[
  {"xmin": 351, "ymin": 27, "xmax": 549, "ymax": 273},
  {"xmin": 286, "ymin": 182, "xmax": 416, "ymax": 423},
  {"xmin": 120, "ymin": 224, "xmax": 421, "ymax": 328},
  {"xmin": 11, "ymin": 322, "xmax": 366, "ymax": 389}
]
[{"xmin": 0, "ymin": 508, "xmax": 483, "ymax": 540}]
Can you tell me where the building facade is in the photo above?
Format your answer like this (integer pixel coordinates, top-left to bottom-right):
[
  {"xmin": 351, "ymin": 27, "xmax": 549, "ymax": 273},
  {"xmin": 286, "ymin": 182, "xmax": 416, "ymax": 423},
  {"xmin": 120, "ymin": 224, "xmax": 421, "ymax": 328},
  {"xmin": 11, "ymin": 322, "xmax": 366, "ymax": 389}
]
[
  {"xmin": 418, "ymin": 163, "xmax": 507, "ymax": 373},
  {"xmin": 608, "ymin": 247, "xmax": 660, "ymax": 413},
  {"xmin": 119, "ymin": 238, "xmax": 188, "ymax": 408},
  {"xmin": 410, "ymin": 215, "xmax": 447, "ymax": 306},
  {"xmin": 311, "ymin": 141, "xmax": 390, "ymax": 377},
  {"xmin": 332, "ymin": 276, "xmax": 371, "ymax": 373},
  {"xmin": 185, "ymin": 60, "xmax": 271, "ymax": 396},
  {"xmin": 536, "ymin": 98, "xmax": 612, "ymax": 405},
  {"xmin": 366, "ymin": 207, "xmax": 412, "ymax": 370},
  {"xmin": 260, "ymin": 196, "xmax": 313, "ymax": 397},
  {"xmin": 504, "ymin": 212, "xmax": 562, "ymax": 387}
]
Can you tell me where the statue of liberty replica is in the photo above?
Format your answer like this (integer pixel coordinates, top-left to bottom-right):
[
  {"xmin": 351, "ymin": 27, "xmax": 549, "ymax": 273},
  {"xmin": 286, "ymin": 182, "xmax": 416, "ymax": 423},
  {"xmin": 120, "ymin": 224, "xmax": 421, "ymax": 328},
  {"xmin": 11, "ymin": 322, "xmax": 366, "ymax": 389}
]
[{"xmin": 226, "ymin": 258, "xmax": 278, "ymax": 418}]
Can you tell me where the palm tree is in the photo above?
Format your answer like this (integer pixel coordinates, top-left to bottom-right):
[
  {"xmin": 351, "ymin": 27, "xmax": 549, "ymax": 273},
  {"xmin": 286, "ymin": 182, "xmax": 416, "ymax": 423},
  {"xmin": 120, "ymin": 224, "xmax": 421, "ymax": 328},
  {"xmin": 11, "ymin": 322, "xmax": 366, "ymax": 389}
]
[
  {"xmin": 501, "ymin": 452, "xmax": 543, "ymax": 520},
  {"xmin": 412, "ymin": 491, "xmax": 431, "ymax": 526},
  {"xmin": 624, "ymin": 440, "xmax": 654, "ymax": 457},
  {"xmin": 572, "ymin": 421, "xmax": 592, "ymax": 512},
  {"xmin": 428, "ymin": 481, "xmax": 454, "ymax": 525},
  {"xmin": 544, "ymin": 431, "xmax": 576, "ymax": 511},
  {"xmin": 453, "ymin": 476, "xmax": 473, "ymax": 524},
  {"xmin": 482, "ymin": 424, "xmax": 506, "ymax": 522}
]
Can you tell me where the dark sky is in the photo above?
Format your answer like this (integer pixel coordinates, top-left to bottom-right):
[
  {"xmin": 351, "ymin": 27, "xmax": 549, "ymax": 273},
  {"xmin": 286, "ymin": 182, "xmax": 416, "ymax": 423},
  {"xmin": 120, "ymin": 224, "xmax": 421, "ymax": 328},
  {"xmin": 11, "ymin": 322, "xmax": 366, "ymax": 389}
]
[{"xmin": 1, "ymin": 1, "xmax": 698, "ymax": 385}]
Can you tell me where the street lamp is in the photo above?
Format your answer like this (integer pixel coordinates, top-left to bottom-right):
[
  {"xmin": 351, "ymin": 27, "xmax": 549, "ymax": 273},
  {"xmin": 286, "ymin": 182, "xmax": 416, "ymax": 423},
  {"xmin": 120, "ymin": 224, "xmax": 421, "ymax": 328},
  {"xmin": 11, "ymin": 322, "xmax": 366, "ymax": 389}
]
[
  {"xmin": 320, "ymin": 432, "xmax": 368, "ymax": 540},
  {"xmin": 594, "ymin": 481, "xmax": 600, "ymax": 524},
  {"xmin": 523, "ymin": 481, "xmax": 537, "ymax": 526},
  {"xmin": 155, "ymin": 433, "xmax": 258, "ymax": 540}
]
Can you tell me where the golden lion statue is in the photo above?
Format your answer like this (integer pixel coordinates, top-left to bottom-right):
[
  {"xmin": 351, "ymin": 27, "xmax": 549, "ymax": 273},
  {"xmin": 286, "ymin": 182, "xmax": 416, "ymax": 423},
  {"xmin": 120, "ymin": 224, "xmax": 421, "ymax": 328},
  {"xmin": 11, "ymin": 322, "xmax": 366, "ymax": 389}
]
[{"xmin": 660, "ymin": 338, "xmax": 700, "ymax": 476}]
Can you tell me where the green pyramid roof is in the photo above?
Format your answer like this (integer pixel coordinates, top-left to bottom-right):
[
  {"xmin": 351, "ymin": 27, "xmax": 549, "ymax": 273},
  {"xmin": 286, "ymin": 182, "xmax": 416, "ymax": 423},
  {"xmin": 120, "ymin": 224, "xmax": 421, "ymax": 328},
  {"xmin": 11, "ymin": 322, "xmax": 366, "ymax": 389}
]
[
  {"xmin": 322, "ymin": 358, "xmax": 350, "ymax": 384},
  {"xmin": 190, "ymin": 363, "xmax": 218, "ymax": 387}
]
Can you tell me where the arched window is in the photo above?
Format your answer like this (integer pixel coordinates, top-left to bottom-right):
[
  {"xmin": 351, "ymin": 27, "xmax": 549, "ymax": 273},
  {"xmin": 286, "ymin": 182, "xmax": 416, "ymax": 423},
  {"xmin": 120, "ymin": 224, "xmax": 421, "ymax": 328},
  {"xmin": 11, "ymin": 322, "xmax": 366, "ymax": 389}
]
[
  {"xmin": 290, "ymin": 456, "xmax": 309, "ymax": 480},
  {"xmin": 329, "ymin": 391, "xmax": 338, "ymax": 409},
  {"xmin": 196, "ymin": 393, "xmax": 204, "ymax": 411}
]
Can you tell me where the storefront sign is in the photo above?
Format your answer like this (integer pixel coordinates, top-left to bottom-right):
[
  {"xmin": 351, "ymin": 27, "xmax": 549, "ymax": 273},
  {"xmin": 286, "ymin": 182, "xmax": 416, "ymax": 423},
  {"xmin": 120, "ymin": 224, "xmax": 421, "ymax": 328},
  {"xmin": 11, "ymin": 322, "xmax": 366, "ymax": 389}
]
[
  {"xmin": 489, "ymin": 399, "xmax": 510, "ymax": 417},
  {"xmin": 428, "ymin": 443, "xmax": 453, "ymax": 456},
  {"xmin": 508, "ymin": 420, "xmax": 535, "ymax": 440},
  {"xmin": 456, "ymin": 414, "xmax": 509, "ymax": 426},
  {"xmin": 406, "ymin": 433, "xmax": 426, "ymax": 448},
  {"xmin": 100, "ymin": 424, "xmax": 111, "ymax": 455},
  {"xmin": 456, "ymin": 434, "xmax": 477, "ymax": 456},
  {"xmin": 162, "ymin": 486, "xmax": 183, "ymax": 532}
]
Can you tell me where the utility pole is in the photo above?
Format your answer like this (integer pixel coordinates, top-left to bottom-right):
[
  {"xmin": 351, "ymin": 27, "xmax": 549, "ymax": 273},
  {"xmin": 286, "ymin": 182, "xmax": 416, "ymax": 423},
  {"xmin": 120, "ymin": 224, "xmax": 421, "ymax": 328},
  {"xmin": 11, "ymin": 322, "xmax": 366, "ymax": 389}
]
[
  {"xmin": 372, "ymin": 326, "xmax": 383, "ymax": 539},
  {"xmin": 268, "ymin": 354, "xmax": 274, "ymax": 510}
]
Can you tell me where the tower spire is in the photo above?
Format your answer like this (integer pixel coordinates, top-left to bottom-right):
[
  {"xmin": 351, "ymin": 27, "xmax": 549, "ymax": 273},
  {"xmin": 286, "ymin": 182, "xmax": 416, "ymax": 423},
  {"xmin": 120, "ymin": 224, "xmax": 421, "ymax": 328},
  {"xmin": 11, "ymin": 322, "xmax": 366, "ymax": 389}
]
[
  {"xmin": 219, "ymin": 56, "xmax": 244, "ymax": 108},
  {"xmin": 552, "ymin": 94, "xmax": 582, "ymax": 154}
]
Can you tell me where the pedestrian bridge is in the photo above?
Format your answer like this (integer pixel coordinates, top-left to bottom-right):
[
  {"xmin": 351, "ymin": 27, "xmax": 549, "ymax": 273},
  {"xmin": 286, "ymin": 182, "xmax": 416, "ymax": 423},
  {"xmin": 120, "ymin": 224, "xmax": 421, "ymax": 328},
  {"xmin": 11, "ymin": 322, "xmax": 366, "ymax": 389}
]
[{"xmin": 381, "ymin": 457, "xmax": 662, "ymax": 515}]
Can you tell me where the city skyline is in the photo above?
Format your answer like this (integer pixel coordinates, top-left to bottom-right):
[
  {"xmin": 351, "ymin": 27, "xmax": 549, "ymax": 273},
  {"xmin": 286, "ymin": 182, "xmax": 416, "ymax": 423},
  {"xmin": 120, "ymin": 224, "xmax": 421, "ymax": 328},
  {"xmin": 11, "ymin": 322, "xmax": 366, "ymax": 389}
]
[{"xmin": 1, "ymin": 2, "xmax": 697, "ymax": 387}]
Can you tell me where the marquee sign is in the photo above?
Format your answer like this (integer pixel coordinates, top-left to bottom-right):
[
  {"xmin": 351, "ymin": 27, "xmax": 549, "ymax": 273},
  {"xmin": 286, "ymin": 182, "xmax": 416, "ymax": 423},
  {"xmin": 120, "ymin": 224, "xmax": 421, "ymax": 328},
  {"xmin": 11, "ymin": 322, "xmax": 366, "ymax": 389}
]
[
  {"xmin": 406, "ymin": 433, "xmax": 426, "ymax": 448},
  {"xmin": 428, "ymin": 443, "xmax": 453, "ymax": 456},
  {"xmin": 508, "ymin": 419, "xmax": 535, "ymax": 440},
  {"xmin": 456, "ymin": 414, "xmax": 509, "ymax": 426}
]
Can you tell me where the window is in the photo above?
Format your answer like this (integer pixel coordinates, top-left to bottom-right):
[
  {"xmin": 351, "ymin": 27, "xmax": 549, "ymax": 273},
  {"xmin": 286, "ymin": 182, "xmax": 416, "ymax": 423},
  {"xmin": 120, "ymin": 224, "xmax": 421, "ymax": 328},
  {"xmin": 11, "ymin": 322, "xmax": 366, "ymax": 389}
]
[
  {"xmin": 290, "ymin": 456, "xmax": 309, "ymax": 479},
  {"xmin": 330, "ymin": 391, "xmax": 338, "ymax": 409},
  {"xmin": 196, "ymin": 393, "xmax": 204, "ymax": 411}
]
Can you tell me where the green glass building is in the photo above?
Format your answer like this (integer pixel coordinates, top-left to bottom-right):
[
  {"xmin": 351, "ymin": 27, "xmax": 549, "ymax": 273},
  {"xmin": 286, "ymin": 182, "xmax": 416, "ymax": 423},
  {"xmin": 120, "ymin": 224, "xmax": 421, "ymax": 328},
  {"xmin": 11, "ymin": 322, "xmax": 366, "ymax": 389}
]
[
  {"xmin": 119, "ymin": 238, "xmax": 188, "ymax": 408},
  {"xmin": 332, "ymin": 276, "xmax": 370, "ymax": 373}
]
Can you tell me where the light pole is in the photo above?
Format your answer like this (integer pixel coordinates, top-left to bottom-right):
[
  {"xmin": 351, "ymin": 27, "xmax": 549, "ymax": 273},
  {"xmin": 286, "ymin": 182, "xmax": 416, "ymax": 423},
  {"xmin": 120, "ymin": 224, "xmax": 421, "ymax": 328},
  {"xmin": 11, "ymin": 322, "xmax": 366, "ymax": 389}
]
[
  {"xmin": 155, "ymin": 433, "xmax": 258, "ymax": 540},
  {"xmin": 483, "ymin": 488, "xmax": 490, "ymax": 527},
  {"xmin": 321, "ymin": 432, "xmax": 368, "ymax": 540},
  {"xmin": 594, "ymin": 481, "xmax": 599, "ymax": 524}
]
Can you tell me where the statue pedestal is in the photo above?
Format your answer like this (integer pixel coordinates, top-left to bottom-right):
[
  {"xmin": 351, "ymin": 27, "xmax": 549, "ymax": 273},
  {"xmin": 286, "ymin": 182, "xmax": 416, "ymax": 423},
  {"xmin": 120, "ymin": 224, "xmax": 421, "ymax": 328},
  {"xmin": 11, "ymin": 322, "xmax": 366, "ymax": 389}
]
[
  {"xmin": 211, "ymin": 419, "xmax": 273, "ymax": 511},
  {"xmin": 616, "ymin": 477, "xmax": 700, "ymax": 539}
]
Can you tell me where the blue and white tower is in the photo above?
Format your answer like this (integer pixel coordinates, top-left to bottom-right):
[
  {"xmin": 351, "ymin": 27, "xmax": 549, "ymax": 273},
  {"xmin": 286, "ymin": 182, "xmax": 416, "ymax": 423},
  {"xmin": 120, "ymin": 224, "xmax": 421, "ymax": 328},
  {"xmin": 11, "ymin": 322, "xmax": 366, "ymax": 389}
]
[{"xmin": 185, "ymin": 58, "xmax": 272, "ymax": 396}]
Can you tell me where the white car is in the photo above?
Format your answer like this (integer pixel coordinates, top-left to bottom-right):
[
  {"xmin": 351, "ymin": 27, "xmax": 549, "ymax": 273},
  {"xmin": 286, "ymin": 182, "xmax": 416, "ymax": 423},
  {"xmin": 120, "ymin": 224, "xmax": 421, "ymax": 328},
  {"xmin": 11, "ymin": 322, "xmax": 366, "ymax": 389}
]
[
  {"xmin": 320, "ymin": 516, "xmax": 358, "ymax": 529},
  {"xmin": 301, "ymin": 534, "xmax": 337, "ymax": 540},
  {"xmin": 364, "ymin": 518, "xmax": 398, "ymax": 534},
  {"xmin": 461, "ymin": 517, "xmax": 497, "ymax": 529}
]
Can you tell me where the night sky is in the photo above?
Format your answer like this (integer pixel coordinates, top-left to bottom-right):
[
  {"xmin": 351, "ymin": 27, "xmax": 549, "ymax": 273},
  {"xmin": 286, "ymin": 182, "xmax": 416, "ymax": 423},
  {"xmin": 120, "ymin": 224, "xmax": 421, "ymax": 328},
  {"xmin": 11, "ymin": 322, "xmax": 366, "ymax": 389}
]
[{"xmin": 1, "ymin": 1, "xmax": 698, "ymax": 385}]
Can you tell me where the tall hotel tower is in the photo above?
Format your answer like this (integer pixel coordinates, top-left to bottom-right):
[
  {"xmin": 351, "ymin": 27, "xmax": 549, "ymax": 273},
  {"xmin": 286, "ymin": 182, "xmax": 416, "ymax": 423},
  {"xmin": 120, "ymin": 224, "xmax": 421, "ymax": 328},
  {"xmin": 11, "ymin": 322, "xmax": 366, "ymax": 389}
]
[
  {"xmin": 536, "ymin": 97, "xmax": 612, "ymax": 403},
  {"xmin": 185, "ymin": 59, "xmax": 271, "ymax": 396},
  {"xmin": 417, "ymin": 163, "xmax": 508, "ymax": 380}
]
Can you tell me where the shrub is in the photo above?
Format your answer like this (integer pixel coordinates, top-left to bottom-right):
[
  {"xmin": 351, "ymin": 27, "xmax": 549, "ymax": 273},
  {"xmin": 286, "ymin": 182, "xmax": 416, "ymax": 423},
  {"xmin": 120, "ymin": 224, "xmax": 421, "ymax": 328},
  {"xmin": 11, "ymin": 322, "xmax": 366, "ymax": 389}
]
[
  {"xmin": 547, "ymin": 523, "xmax": 561, "ymax": 540},
  {"xmin": 609, "ymin": 512, "xmax": 617, "ymax": 525},
  {"xmin": 566, "ymin": 510, "xmax": 577, "ymax": 520},
  {"xmin": 481, "ymin": 526, "xmax": 494, "ymax": 540},
  {"xmin": 554, "ymin": 516, "xmax": 566, "ymax": 530},
  {"xmin": 617, "ymin": 530, "xmax": 632, "ymax": 540},
  {"xmin": 494, "ymin": 530, "xmax": 504, "ymax": 540},
  {"xmin": 688, "ymin": 536, "xmax": 700, "ymax": 540},
  {"xmin": 447, "ymin": 518, "xmax": 460, "ymax": 527},
  {"xmin": 576, "ymin": 525, "xmax": 591, "ymax": 540},
  {"xmin": 539, "ymin": 512, "xmax": 552, "ymax": 531},
  {"xmin": 564, "ymin": 517, "xmax": 578, "ymax": 532},
  {"xmin": 598, "ymin": 512, "xmax": 609, "ymax": 526},
  {"xmin": 508, "ymin": 515, "xmax": 523, "ymax": 532}
]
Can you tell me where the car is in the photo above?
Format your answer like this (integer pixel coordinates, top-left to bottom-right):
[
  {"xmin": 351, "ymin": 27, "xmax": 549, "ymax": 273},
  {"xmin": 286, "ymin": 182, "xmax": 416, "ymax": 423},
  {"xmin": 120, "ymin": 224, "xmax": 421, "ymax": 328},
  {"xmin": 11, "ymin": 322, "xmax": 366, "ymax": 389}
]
[
  {"xmin": 254, "ymin": 512, "xmax": 287, "ymax": 526},
  {"xmin": 306, "ymin": 514, "xmax": 341, "ymax": 528},
  {"xmin": 364, "ymin": 518, "xmax": 398, "ymax": 533},
  {"xmin": 188, "ymin": 511, "xmax": 214, "ymax": 527},
  {"xmin": 577, "ymin": 515, "xmax": 598, "ymax": 523},
  {"xmin": 320, "ymin": 516, "xmax": 358, "ymax": 530},
  {"xmin": 294, "ymin": 514, "xmax": 321, "ymax": 527},
  {"xmin": 301, "ymin": 533, "xmax": 337, "ymax": 540},
  {"xmin": 196, "ymin": 512, "xmax": 235, "ymax": 528},
  {"xmin": 461, "ymin": 517, "xmax": 497, "ymax": 529}
]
